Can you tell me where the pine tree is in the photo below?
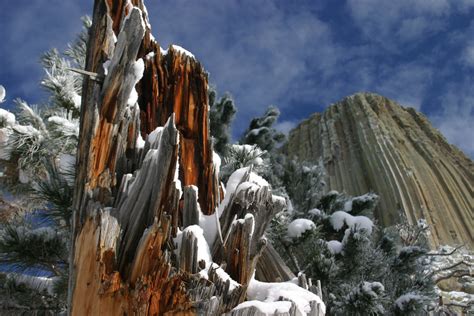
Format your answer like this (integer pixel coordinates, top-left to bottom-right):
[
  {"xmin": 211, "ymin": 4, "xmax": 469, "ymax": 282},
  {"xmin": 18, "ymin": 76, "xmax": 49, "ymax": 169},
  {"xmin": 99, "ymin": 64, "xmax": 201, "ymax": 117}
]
[
  {"xmin": 239, "ymin": 105, "xmax": 285, "ymax": 152},
  {"xmin": 208, "ymin": 86, "xmax": 237, "ymax": 157},
  {"xmin": 270, "ymin": 186, "xmax": 437, "ymax": 315},
  {"xmin": 0, "ymin": 17, "xmax": 89, "ymax": 313},
  {"xmin": 220, "ymin": 144, "xmax": 269, "ymax": 182}
]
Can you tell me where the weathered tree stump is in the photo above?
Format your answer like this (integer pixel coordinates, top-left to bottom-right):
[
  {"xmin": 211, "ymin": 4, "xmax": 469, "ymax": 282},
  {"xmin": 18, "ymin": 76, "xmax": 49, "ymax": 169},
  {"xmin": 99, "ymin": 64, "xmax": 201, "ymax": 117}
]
[{"xmin": 68, "ymin": 1, "xmax": 325, "ymax": 315}]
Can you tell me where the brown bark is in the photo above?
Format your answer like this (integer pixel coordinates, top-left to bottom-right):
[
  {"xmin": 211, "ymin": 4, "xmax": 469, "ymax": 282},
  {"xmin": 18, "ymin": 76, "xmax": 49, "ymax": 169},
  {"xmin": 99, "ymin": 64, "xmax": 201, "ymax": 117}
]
[{"xmin": 68, "ymin": 1, "xmax": 323, "ymax": 315}]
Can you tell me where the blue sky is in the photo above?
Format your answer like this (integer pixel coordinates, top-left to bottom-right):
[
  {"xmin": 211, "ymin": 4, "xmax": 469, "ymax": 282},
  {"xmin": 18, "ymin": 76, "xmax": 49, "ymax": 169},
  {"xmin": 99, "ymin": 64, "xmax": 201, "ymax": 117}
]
[{"xmin": 0, "ymin": 1, "xmax": 473, "ymax": 157}]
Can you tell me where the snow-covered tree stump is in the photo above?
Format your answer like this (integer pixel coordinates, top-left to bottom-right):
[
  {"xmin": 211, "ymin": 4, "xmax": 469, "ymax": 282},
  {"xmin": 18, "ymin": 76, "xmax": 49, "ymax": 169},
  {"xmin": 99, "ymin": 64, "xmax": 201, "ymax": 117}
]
[{"xmin": 68, "ymin": 1, "xmax": 325, "ymax": 315}]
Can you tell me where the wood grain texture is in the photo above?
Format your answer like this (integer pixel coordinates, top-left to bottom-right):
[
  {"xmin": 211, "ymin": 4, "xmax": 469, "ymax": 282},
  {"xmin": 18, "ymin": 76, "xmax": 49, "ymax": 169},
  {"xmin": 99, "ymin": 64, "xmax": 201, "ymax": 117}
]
[{"xmin": 69, "ymin": 1, "xmax": 324, "ymax": 315}]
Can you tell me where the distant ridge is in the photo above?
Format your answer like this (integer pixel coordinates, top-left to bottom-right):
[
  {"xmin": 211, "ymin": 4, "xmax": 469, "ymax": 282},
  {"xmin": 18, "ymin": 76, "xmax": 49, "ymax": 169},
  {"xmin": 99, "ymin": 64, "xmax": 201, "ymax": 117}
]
[{"xmin": 285, "ymin": 92, "xmax": 473, "ymax": 249}]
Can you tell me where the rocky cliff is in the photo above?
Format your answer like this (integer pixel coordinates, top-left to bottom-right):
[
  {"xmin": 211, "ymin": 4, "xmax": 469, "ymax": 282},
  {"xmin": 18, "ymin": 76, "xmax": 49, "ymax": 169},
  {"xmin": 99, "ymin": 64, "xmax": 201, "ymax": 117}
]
[{"xmin": 286, "ymin": 92, "xmax": 473, "ymax": 249}]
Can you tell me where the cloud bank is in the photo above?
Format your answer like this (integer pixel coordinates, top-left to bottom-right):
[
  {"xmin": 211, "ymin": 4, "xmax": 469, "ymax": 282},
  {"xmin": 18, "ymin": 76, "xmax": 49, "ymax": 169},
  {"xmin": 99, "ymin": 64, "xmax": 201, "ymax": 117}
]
[{"xmin": 0, "ymin": 1, "xmax": 472, "ymax": 157}]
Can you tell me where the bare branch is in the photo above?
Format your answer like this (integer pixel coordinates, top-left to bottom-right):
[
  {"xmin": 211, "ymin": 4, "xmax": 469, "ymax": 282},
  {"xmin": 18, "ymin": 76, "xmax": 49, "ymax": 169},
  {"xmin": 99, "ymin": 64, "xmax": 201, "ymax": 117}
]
[
  {"xmin": 425, "ymin": 245, "xmax": 464, "ymax": 256},
  {"xmin": 66, "ymin": 68, "xmax": 104, "ymax": 82}
]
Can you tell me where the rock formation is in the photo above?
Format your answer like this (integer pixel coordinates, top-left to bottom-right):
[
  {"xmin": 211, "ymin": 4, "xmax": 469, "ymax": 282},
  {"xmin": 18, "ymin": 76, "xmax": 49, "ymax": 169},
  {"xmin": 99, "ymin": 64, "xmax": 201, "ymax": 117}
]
[{"xmin": 285, "ymin": 92, "xmax": 473, "ymax": 249}]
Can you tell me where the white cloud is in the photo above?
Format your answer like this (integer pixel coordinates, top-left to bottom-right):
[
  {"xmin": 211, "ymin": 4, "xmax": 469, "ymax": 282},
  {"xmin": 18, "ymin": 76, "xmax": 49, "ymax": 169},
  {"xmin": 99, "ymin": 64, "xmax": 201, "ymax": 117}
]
[
  {"xmin": 346, "ymin": 0, "xmax": 467, "ymax": 49},
  {"xmin": 0, "ymin": 1, "xmax": 90, "ymax": 100},
  {"xmin": 396, "ymin": 16, "xmax": 440, "ymax": 42},
  {"xmin": 375, "ymin": 63, "xmax": 433, "ymax": 111},
  {"xmin": 274, "ymin": 120, "xmax": 298, "ymax": 136},
  {"xmin": 462, "ymin": 43, "xmax": 474, "ymax": 67},
  {"xmin": 148, "ymin": 0, "xmax": 338, "ymax": 133},
  {"xmin": 430, "ymin": 78, "xmax": 474, "ymax": 157},
  {"xmin": 433, "ymin": 115, "xmax": 474, "ymax": 157},
  {"xmin": 0, "ymin": 1, "xmax": 472, "ymax": 158}
]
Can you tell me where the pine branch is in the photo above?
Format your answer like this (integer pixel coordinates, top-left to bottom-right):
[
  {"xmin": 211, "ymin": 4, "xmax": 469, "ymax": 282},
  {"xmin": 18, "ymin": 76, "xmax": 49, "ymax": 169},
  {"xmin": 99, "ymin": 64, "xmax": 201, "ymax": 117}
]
[
  {"xmin": 0, "ymin": 224, "xmax": 67, "ymax": 276},
  {"xmin": 14, "ymin": 99, "xmax": 47, "ymax": 133},
  {"xmin": 27, "ymin": 159, "xmax": 74, "ymax": 227}
]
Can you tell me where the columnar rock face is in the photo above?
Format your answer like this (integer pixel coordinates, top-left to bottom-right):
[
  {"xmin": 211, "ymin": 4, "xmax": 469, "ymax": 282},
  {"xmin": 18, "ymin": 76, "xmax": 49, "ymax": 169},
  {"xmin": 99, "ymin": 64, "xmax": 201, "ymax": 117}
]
[{"xmin": 286, "ymin": 92, "xmax": 473, "ymax": 249}]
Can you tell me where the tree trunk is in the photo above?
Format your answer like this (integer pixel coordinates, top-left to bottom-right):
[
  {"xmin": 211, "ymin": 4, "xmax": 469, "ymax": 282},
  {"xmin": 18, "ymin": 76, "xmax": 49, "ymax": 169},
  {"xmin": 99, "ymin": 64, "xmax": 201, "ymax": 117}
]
[{"xmin": 68, "ymin": 1, "xmax": 325, "ymax": 315}]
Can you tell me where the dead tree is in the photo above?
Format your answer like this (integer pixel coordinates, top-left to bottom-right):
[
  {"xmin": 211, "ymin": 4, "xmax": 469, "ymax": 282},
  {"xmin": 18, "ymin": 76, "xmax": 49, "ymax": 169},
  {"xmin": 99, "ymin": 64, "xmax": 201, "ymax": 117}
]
[{"xmin": 68, "ymin": 1, "xmax": 325, "ymax": 315}]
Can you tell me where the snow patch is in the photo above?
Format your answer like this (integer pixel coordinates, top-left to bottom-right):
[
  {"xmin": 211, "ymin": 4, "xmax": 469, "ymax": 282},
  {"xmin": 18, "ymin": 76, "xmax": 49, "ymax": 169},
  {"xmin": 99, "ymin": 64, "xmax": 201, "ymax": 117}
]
[
  {"xmin": 199, "ymin": 212, "xmax": 219, "ymax": 248},
  {"xmin": 186, "ymin": 225, "xmax": 211, "ymax": 264},
  {"xmin": 184, "ymin": 185, "xmax": 218, "ymax": 247},
  {"xmin": 272, "ymin": 194, "xmax": 286, "ymax": 206},
  {"xmin": 145, "ymin": 51, "xmax": 155, "ymax": 60},
  {"xmin": 160, "ymin": 46, "xmax": 168, "ymax": 55},
  {"xmin": 0, "ymin": 109, "xmax": 15, "ymax": 126},
  {"xmin": 395, "ymin": 292, "xmax": 423, "ymax": 311},
  {"xmin": 199, "ymin": 262, "xmax": 240, "ymax": 292},
  {"xmin": 330, "ymin": 211, "xmax": 373, "ymax": 234},
  {"xmin": 136, "ymin": 133, "xmax": 145, "ymax": 149},
  {"xmin": 47, "ymin": 116, "xmax": 79, "ymax": 136},
  {"xmin": 133, "ymin": 58, "xmax": 145, "ymax": 82},
  {"xmin": 127, "ymin": 88, "xmax": 138, "ymax": 106},
  {"xmin": 246, "ymin": 278, "xmax": 326, "ymax": 316},
  {"xmin": 72, "ymin": 92, "xmax": 81, "ymax": 109},
  {"xmin": 171, "ymin": 45, "xmax": 195, "ymax": 59},
  {"xmin": 236, "ymin": 213, "xmax": 255, "ymax": 238},
  {"xmin": 213, "ymin": 151, "xmax": 221, "ymax": 173},
  {"xmin": 147, "ymin": 126, "xmax": 163, "ymax": 146},
  {"xmin": 103, "ymin": 60, "xmax": 111, "ymax": 76},
  {"xmin": 308, "ymin": 208, "xmax": 322, "ymax": 216},
  {"xmin": 173, "ymin": 150, "xmax": 182, "ymax": 200},
  {"xmin": 217, "ymin": 168, "xmax": 277, "ymax": 238},
  {"xmin": 0, "ymin": 85, "xmax": 5, "ymax": 103},
  {"xmin": 126, "ymin": 58, "xmax": 145, "ymax": 106},
  {"xmin": 217, "ymin": 167, "xmax": 249, "ymax": 216},
  {"xmin": 362, "ymin": 281, "xmax": 384, "ymax": 297},
  {"xmin": 327, "ymin": 240, "xmax": 343, "ymax": 254},
  {"xmin": 13, "ymin": 124, "xmax": 41, "ymax": 137},
  {"xmin": 247, "ymin": 171, "xmax": 269, "ymax": 187},
  {"xmin": 174, "ymin": 225, "xmax": 212, "ymax": 265},
  {"xmin": 344, "ymin": 200, "xmax": 353, "ymax": 212},
  {"xmin": 232, "ymin": 300, "xmax": 293, "ymax": 314},
  {"xmin": 287, "ymin": 218, "xmax": 315, "ymax": 239}
]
